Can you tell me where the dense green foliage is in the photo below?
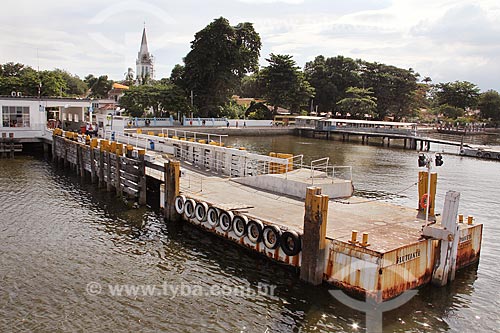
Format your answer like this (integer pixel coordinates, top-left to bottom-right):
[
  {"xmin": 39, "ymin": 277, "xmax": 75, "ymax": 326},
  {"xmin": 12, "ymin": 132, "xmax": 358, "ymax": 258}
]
[
  {"xmin": 336, "ymin": 87, "xmax": 377, "ymax": 119},
  {"xmin": 433, "ymin": 81, "xmax": 480, "ymax": 110},
  {"xmin": 478, "ymin": 90, "xmax": 500, "ymax": 121},
  {"xmin": 259, "ymin": 54, "xmax": 314, "ymax": 114},
  {"xmin": 304, "ymin": 56, "xmax": 419, "ymax": 120},
  {"xmin": 84, "ymin": 74, "xmax": 113, "ymax": 98},
  {"xmin": 119, "ymin": 83, "xmax": 190, "ymax": 118},
  {"xmin": 0, "ymin": 62, "xmax": 87, "ymax": 97},
  {"xmin": 180, "ymin": 17, "xmax": 261, "ymax": 117}
]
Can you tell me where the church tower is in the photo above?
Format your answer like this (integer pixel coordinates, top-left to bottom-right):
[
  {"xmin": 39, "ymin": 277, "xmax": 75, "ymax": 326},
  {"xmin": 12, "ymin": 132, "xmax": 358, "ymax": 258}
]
[{"xmin": 135, "ymin": 26, "xmax": 154, "ymax": 83}]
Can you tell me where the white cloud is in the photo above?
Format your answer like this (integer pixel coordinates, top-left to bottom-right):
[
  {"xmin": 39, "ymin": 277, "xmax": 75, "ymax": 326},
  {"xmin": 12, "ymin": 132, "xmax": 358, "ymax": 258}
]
[{"xmin": 0, "ymin": 0, "xmax": 498, "ymax": 91}]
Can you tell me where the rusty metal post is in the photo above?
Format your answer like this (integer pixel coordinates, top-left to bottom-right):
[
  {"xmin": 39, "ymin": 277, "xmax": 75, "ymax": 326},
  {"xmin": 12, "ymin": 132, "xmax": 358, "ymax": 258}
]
[
  {"xmin": 300, "ymin": 186, "xmax": 329, "ymax": 285},
  {"xmin": 164, "ymin": 160, "xmax": 180, "ymax": 221},
  {"xmin": 431, "ymin": 191, "xmax": 460, "ymax": 286},
  {"xmin": 138, "ymin": 149, "xmax": 147, "ymax": 205}
]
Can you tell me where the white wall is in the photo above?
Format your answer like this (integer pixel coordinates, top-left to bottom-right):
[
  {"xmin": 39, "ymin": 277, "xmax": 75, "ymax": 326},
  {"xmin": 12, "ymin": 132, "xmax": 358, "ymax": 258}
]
[{"xmin": 0, "ymin": 99, "xmax": 47, "ymax": 138}]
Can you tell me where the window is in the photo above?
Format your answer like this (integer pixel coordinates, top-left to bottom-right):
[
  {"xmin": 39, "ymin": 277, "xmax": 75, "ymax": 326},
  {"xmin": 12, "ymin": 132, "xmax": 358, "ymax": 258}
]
[
  {"xmin": 74, "ymin": 113, "xmax": 79, "ymax": 122},
  {"xmin": 2, "ymin": 106, "xmax": 30, "ymax": 128}
]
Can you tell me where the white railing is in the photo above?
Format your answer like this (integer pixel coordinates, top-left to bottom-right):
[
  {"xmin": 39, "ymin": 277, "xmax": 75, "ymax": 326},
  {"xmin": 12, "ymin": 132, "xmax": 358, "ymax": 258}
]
[
  {"xmin": 159, "ymin": 128, "xmax": 227, "ymax": 146},
  {"xmin": 103, "ymin": 130, "xmax": 352, "ymax": 184}
]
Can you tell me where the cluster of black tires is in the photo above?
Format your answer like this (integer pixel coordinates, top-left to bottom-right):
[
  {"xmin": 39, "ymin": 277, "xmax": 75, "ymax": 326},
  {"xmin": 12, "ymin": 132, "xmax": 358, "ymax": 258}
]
[{"xmin": 174, "ymin": 195, "xmax": 302, "ymax": 256}]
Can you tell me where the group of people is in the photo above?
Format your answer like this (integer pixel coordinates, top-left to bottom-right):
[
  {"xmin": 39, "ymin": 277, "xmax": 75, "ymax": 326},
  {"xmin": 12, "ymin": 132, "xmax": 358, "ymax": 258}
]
[{"xmin": 85, "ymin": 122, "xmax": 98, "ymax": 137}]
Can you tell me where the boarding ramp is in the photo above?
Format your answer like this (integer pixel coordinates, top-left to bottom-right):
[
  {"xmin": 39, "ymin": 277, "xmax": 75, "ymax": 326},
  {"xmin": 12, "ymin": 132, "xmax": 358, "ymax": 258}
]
[{"xmin": 104, "ymin": 129, "xmax": 354, "ymax": 200}]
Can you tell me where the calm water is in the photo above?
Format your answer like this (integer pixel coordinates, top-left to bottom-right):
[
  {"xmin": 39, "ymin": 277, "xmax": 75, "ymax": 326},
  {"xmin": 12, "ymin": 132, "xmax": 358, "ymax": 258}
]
[{"xmin": 1, "ymin": 134, "xmax": 499, "ymax": 332}]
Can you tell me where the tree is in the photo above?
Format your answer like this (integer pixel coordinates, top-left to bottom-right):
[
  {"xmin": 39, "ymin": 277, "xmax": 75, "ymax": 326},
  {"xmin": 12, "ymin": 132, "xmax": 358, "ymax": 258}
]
[
  {"xmin": 169, "ymin": 64, "xmax": 185, "ymax": 88},
  {"xmin": 478, "ymin": 90, "xmax": 500, "ymax": 121},
  {"xmin": 123, "ymin": 68, "xmax": 135, "ymax": 86},
  {"xmin": 434, "ymin": 81, "xmax": 480, "ymax": 110},
  {"xmin": 183, "ymin": 17, "xmax": 261, "ymax": 117},
  {"xmin": 435, "ymin": 104, "xmax": 464, "ymax": 119},
  {"xmin": 259, "ymin": 54, "xmax": 314, "ymax": 114},
  {"xmin": 84, "ymin": 74, "xmax": 113, "ymax": 98},
  {"xmin": 244, "ymin": 101, "xmax": 272, "ymax": 119},
  {"xmin": 239, "ymin": 73, "xmax": 261, "ymax": 98},
  {"xmin": 336, "ymin": 87, "xmax": 377, "ymax": 119},
  {"xmin": 53, "ymin": 69, "xmax": 87, "ymax": 96},
  {"xmin": 119, "ymin": 84, "xmax": 190, "ymax": 118},
  {"xmin": 39, "ymin": 70, "xmax": 66, "ymax": 97},
  {"xmin": 360, "ymin": 62, "xmax": 419, "ymax": 120},
  {"xmin": 304, "ymin": 55, "xmax": 360, "ymax": 112}
]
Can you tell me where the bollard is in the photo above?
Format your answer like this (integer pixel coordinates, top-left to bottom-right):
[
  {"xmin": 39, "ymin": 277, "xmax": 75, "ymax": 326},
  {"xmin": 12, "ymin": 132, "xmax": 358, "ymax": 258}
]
[
  {"xmin": 300, "ymin": 187, "xmax": 329, "ymax": 285},
  {"xmin": 126, "ymin": 144, "xmax": 133, "ymax": 158},
  {"xmin": 110, "ymin": 141, "xmax": 117, "ymax": 154},
  {"xmin": 361, "ymin": 232, "xmax": 370, "ymax": 247},
  {"xmin": 349, "ymin": 230, "xmax": 358, "ymax": 244}
]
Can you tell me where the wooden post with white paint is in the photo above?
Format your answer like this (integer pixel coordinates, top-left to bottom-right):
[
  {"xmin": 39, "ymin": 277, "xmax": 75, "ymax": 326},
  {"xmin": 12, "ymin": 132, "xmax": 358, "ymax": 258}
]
[
  {"xmin": 422, "ymin": 190, "xmax": 460, "ymax": 286},
  {"xmin": 300, "ymin": 186, "xmax": 329, "ymax": 285}
]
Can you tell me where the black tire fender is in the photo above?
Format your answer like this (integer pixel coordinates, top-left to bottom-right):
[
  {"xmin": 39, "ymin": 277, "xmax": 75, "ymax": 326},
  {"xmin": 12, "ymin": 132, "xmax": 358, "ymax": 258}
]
[
  {"xmin": 247, "ymin": 220, "xmax": 264, "ymax": 244},
  {"xmin": 174, "ymin": 195, "xmax": 185, "ymax": 214},
  {"xmin": 184, "ymin": 199, "xmax": 196, "ymax": 219},
  {"xmin": 207, "ymin": 207, "xmax": 219, "ymax": 227},
  {"xmin": 194, "ymin": 202, "xmax": 208, "ymax": 222},
  {"xmin": 232, "ymin": 215, "xmax": 248, "ymax": 237},
  {"xmin": 280, "ymin": 231, "xmax": 302, "ymax": 256},
  {"xmin": 219, "ymin": 210, "xmax": 234, "ymax": 232},
  {"xmin": 263, "ymin": 225, "xmax": 281, "ymax": 250}
]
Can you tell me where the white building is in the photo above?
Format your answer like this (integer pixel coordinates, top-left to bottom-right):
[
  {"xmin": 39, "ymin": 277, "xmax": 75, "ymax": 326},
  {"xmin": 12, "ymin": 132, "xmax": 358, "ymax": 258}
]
[
  {"xmin": 135, "ymin": 27, "xmax": 154, "ymax": 83},
  {"xmin": 0, "ymin": 96, "xmax": 92, "ymax": 140}
]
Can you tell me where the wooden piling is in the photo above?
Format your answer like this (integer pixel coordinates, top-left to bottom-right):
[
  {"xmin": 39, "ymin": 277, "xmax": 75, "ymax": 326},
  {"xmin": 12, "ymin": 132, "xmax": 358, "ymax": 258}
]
[
  {"xmin": 300, "ymin": 186, "xmax": 329, "ymax": 285},
  {"xmin": 98, "ymin": 145, "xmax": 105, "ymax": 188},
  {"xmin": 90, "ymin": 147, "xmax": 97, "ymax": 183},
  {"xmin": 115, "ymin": 153, "xmax": 122, "ymax": 197},
  {"xmin": 164, "ymin": 160, "xmax": 180, "ymax": 221},
  {"xmin": 106, "ymin": 150, "xmax": 112, "ymax": 191},
  {"xmin": 418, "ymin": 171, "xmax": 437, "ymax": 217},
  {"xmin": 138, "ymin": 149, "xmax": 146, "ymax": 205}
]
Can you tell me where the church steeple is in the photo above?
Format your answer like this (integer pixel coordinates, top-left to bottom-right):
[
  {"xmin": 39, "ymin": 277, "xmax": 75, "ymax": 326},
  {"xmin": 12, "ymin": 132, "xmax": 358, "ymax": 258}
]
[
  {"xmin": 139, "ymin": 26, "xmax": 149, "ymax": 55},
  {"xmin": 135, "ymin": 24, "xmax": 154, "ymax": 83}
]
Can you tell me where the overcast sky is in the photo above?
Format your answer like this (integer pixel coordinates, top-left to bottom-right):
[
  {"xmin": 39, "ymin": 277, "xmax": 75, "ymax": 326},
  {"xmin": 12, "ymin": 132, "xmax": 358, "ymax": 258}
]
[{"xmin": 1, "ymin": 0, "xmax": 498, "ymax": 91}]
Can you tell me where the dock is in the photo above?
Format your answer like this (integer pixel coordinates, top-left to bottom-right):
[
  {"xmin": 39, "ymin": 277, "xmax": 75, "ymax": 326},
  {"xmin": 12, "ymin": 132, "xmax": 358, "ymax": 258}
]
[
  {"xmin": 49, "ymin": 128, "xmax": 483, "ymax": 301},
  {"xmin": 296, "ymin": 127, "xmax": 476, "ymax": 152}
]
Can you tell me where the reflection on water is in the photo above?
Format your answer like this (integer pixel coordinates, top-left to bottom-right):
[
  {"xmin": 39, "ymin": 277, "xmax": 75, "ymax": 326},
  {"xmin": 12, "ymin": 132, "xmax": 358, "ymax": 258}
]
[{"xmin": 0, "ymin": 134, "xmax": 499, "ymax": 332}]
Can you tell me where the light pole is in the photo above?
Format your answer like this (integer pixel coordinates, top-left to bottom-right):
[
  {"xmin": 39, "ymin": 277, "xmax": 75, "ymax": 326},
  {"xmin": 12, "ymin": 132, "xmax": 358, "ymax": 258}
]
[{"xmin": 418, "ymin": 152, "xmax": 444, "ymax": 225}]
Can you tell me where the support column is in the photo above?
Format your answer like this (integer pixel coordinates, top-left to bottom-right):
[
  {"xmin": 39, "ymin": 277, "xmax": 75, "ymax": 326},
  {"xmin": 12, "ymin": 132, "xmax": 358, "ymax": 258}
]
[
  {"xmin": 138, "ymin": 149, "xmax": 147, "ymax": 205},
  {"xmin": 418, "ymin": 171, "xmax": 437, "ymax": 217},
  {"xmin": 164, "ymin": 160, "xmax": 180, "ymax": 221},
  {"xmin": 52, "ymin": 135, "xmax": 57, "ymax": 162},
  {"xmin": 98, "ymin": 143, "xmax": 105, "ymax": 188},
  {"xmin": 300, "ymin": 187, "xmax": 329, "ymax": 285},
  {"xmin": 90, "ymin": 140, "xmax": 98, "ymax": 183},
  {"xmin": 431, "ymin": 191, "xmax": 460, "ymax": 286},
  {"xmin": 106, "ymin": 148, "xmax": 112, "ymax": 192}
]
